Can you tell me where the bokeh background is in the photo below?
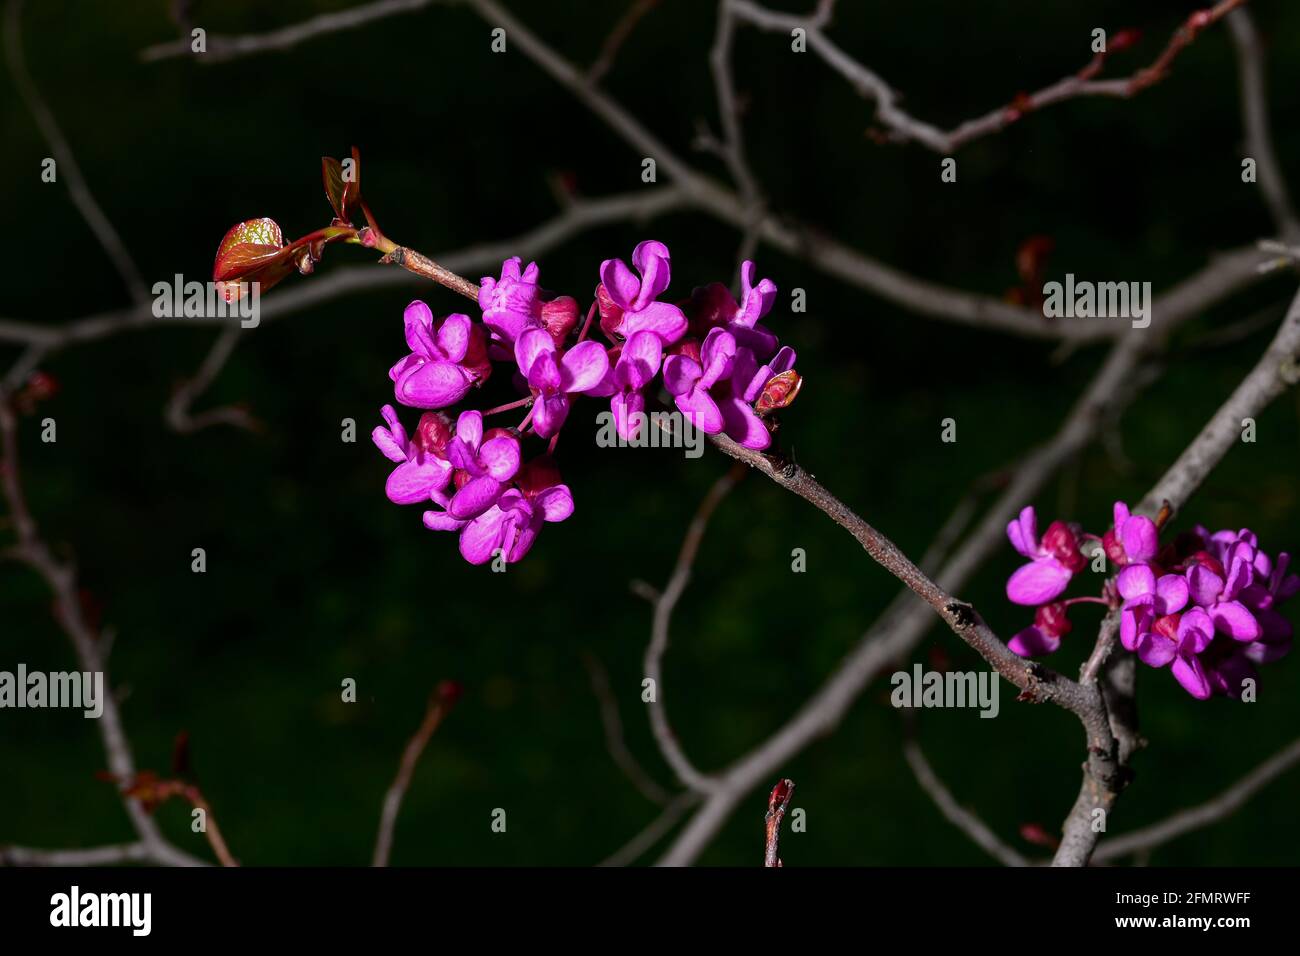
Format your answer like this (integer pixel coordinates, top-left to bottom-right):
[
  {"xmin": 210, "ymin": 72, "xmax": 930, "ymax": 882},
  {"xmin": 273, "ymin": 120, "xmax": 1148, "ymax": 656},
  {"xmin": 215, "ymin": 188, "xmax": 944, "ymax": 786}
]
[{"xmin": 2, "ymin": 0, "xmax": 1298, "ymax": 866}]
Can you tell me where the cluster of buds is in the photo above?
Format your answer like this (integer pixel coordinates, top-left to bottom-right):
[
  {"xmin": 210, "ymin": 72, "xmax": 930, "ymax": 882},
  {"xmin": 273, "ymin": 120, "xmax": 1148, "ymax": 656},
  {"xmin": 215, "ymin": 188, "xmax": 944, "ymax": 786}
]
[{"xmin": 1005, "ymin": 502, "xmax": 1296, "ymax": 699}]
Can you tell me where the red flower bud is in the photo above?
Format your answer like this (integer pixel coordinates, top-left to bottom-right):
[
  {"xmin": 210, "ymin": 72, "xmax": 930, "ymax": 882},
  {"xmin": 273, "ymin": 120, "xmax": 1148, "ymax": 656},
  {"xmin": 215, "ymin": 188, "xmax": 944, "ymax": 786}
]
[
  {"xmin": 540, "ymin": 295, "xmax": 579, "ymax": 348},
  {"xmin": 1034, "ymin": 601, "xmax": 1073, "ymax": 639},
  {"xmin": 1102, "ymin": 527, "xmax": 1128, "ymax": 567},
  {"xmin": 672, "ymin": 338, "xmax": 702, "ymax": 365},
  {"xmin": 436, "ymin": 679, "xmax": 464, "ymax": 706},
  {"xmin": 414, "ymin": 412, "xmax": 453, "ymax": 456},
  {"xmin": 517, "ymin": 455, "xmax": 563, "ymax": 497},
  {"xmin": 1152, "ymin": 613, "xmax": 1181, "ymax": 641},
  {"xmin": 461, "ymin": 322, "xmax": 493, "ymax": 384},
  {"xmin": 1187, "ymin": 550, "xmax": 1225, "ymax": 579},
  {"xmin": 1043, "ymin": 521, "xmax": 1086, "ymax": 573},
  {"xmin": 1109, "ymin": 28, "xmax": 1142, "ymax": 52},
  {"xmin": 684, "ymin": 281, "xmax": 735, "ymax": 338},
  {"xmin": 596, "ymin": 283, "xmax": 624, "ymax": 340}
]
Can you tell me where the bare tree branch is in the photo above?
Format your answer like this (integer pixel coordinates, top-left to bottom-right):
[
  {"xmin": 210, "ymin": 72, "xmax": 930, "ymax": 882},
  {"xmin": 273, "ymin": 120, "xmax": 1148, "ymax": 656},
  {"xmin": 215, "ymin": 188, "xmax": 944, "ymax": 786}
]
[
  {"xmin": 581, "ymin": 652, "xmax": 672, "ymax": 805},
  {"xmin": 643, "ymin": 463, "xmax": 746, "ymax": 794},
  {"xmin": 0, "ymin": 400, "xmax": 206, "ymax": 867},
  {"xmin": 599, "ymin": 792, "xmax": 697, "ymax": 867},
  {"xmin": 587, "ymin": 0, "xmax": 661, "ymax": 85},
  {"xmin": 165, "ymin": 327, "xmax": 260, "ymax": 433},
  {"xmin": 2, "ymin": 842, "xmax": 154, "ymax": 866},
  {"xmin": 1227, "ymin": 7, "xmax": 1299, "ymax": 239},
  {"xmin": 140, "ymin": 0, "xmax": 451, "ymax": 63},
  {"xmin": 372, "ymin": 681, "xmax": 460, "ymax": 867},
  {"xmin": 730, "ymin": 0, "xmax": 1251, "ymax": 154},
  {"xmin": 4, "ymin": 0, "xmax": 148, "ymax": 304},
  {"xmin": 902, "ymin": 728, "xmax": 1028, "ymax": 867},
  {"xmin": 1093, "ymin": 736, "xmax": 1300, "ymax": 862}
]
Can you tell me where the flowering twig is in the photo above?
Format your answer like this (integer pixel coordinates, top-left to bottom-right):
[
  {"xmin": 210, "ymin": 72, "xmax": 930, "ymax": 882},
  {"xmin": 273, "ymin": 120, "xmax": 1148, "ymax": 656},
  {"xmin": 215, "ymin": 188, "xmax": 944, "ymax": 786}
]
[
  {"xmin": 128, "ymin": 0, "xmax": 1281, "ymax": 343},
  {"xmin": 654, "ymin": 296, "xmax": 1259, "ymax": 865},
  {"xmin": 372, "ymin": 679, "xmax": 461, "ymax": 866},
  {"xmin": 0, "ymin": 187, "xmax": 688, "ymax": 391},
  {"xmin": 763, "ymin": 778, "xmax": 794, "ymax": 867}
]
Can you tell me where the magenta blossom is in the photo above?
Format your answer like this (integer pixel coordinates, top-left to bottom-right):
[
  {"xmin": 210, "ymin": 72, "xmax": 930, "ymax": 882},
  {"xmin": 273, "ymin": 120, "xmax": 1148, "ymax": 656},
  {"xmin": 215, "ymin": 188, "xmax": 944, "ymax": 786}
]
[
  {"xmin": 444, "ymin": 411, "xmax": 522, "ymax": 519},
  {"xmin": 718, "ymin": 345, "xmax": 797, "ymax": 450},
  {"xmin": 380, "ymin": 246, "xmax": 806, "ymax": 569},
  {"xmin": 479, "ymin": 256, "xmax": 541, "ymax": 344},
  {"xmin": 390, "ymin": 303, "xmax": 488, "ymax": 409},
  {"xmin": 1102, "ymin": 500, "xmax": 1158, "ymax": 568},
  {"xmin": 371, "ymin": 405, "xmax": 453, "ymax": 505},
  {"xmin": 1240, "ymin": 551, "xmax": 1298, "ymax": 651},
  {"xmin": 1004, "ymin": 498, "xmax": 1294, "ymax": 698},
  {"xmin": 687, "ymin": 261, "xmax": 781, "ymax": 358},
  {"xmin": 598, "ymin": 241, "xmax": 688, "ymax": 345},
  {"xmin": 1009, "ymin": 602, "xmax": 1073, "ymax": 656},
  {"xmin": 1123, "ymin": 606, "xmax": 1217, "ymax": 698},
  {"xmin": 514, "ymin": 328, "xmax": 609, "ymax": 438},
  {"xmin": 1186, "ymin": 551, "xmax": 1261, "ymax": 642},
  {"xmin": 1004, "ymin": 506, "xmax": 1086, "ymax": 606},
  {"xmin": 663, "ymin": 327, "xmax": 735, "ymax": 434},
  {"xmin": 449, "ymin": 458, "xmax": 575, "ymax": 565},
  {"xmin": 587, "ymin": 331, "xmax": 663, "ymax": 441}
]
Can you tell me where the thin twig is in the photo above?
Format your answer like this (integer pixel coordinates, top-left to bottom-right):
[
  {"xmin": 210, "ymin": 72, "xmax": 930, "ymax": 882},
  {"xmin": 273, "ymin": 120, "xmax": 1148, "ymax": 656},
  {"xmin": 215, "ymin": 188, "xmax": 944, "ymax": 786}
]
[
  {"xmin": 643, "ymin": 463, "xmax": 746, "ymax": 793},
  {"xmin": 372, "ymin": 680, "xmax": 460, "ymax": 866},
  {"xmin": 1093, "ymin": 737, "xmax": 1300, "ymax": 862},
  {"xmin": 0, "ymin": 399, "xmax": 205, "ymax": 868},
  {"xmin": 581, "ymin": 652, "xmax": 672, "ymax": 805},
  {"xmin": 901, "ymin": 725, "xmax": 1027, "ymax": 867},
  {"xmin": 763, "ymin": 778, "xmax": 794, "ymax": 867},
  {"xmin": 587, "ymin": 0, "xmax": 661, "ymax": 85},
  {"xmin": 599, "ymin": 792, "xmax": 697, "ymax": 867},
  {"xmin": 5, "ymin": 0, "xmax": 148, "ymax": 304},
  {"xmin": 730, "ymin": 0, "xmax": 1250, "ymax": 154}
]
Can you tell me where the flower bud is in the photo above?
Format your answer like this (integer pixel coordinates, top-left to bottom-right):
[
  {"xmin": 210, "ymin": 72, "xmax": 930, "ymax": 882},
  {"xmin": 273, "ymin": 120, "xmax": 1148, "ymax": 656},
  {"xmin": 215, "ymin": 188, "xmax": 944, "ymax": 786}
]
[
  {"xmin": 414, "ymin": 412, "xmax": 453, "ymax": 456},
  {"xmin": 1109, "ymin": 28, "xmax": 1141, "ymax": 52},
  {"xmin": 596, "ymin": 283, "xmax": 624, "ymax": 340},
  {"xmin": 1034, "ymin": 601, "xmax": 1072, "ymax": 639},
  {"xmin": 436, "ymin": 679, "xmax": 464, "ymax": 706},
  {"xmin": 1043, "ymin": 520, "xmax": 1087, "ymax": 573},
  {"xmin": 540, "ymin": 295, "xmax": 579, "ymax": 348},
  {"xmin": 1186, "ymin": 550, "xmax": 1225, "ymax": 579},
  {"xmin": 1152, "ymin": 613, "xmax": 1181, "ymax": 641},
  {"xmin": 517, "ymin": 454, "xmax": 563, "ymax": 497}
]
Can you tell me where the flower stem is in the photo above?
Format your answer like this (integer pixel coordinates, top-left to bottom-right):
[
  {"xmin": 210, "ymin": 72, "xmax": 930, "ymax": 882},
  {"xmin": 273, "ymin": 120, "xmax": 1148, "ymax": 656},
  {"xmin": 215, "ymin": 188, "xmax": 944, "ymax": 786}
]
[
  {"xmin": 482, "ymin": 396, "xmax": 534, "ymax": 417},
  {"xmin": 576, "ymin": 299, "xmax": 598, "ymax": 343}
]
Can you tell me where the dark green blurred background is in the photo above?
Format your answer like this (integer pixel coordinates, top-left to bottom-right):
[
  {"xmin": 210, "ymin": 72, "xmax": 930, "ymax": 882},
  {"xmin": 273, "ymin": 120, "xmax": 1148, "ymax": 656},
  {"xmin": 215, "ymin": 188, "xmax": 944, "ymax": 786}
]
[{"xmin": 2, "ymin": 0, "xmax": 1298, "ymax": 866}]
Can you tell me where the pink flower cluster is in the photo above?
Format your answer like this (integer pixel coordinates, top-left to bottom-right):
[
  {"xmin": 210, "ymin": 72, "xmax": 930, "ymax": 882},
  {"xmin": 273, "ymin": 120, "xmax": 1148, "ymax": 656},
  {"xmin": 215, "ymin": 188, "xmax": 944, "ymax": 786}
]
[
  {"xmin": 373, "ymin": 242, "xmax": 799, "ymax": 565},
  {"xmin": 1004, "ymin": 502, "xmax": 1296, "ymax": 699}
]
